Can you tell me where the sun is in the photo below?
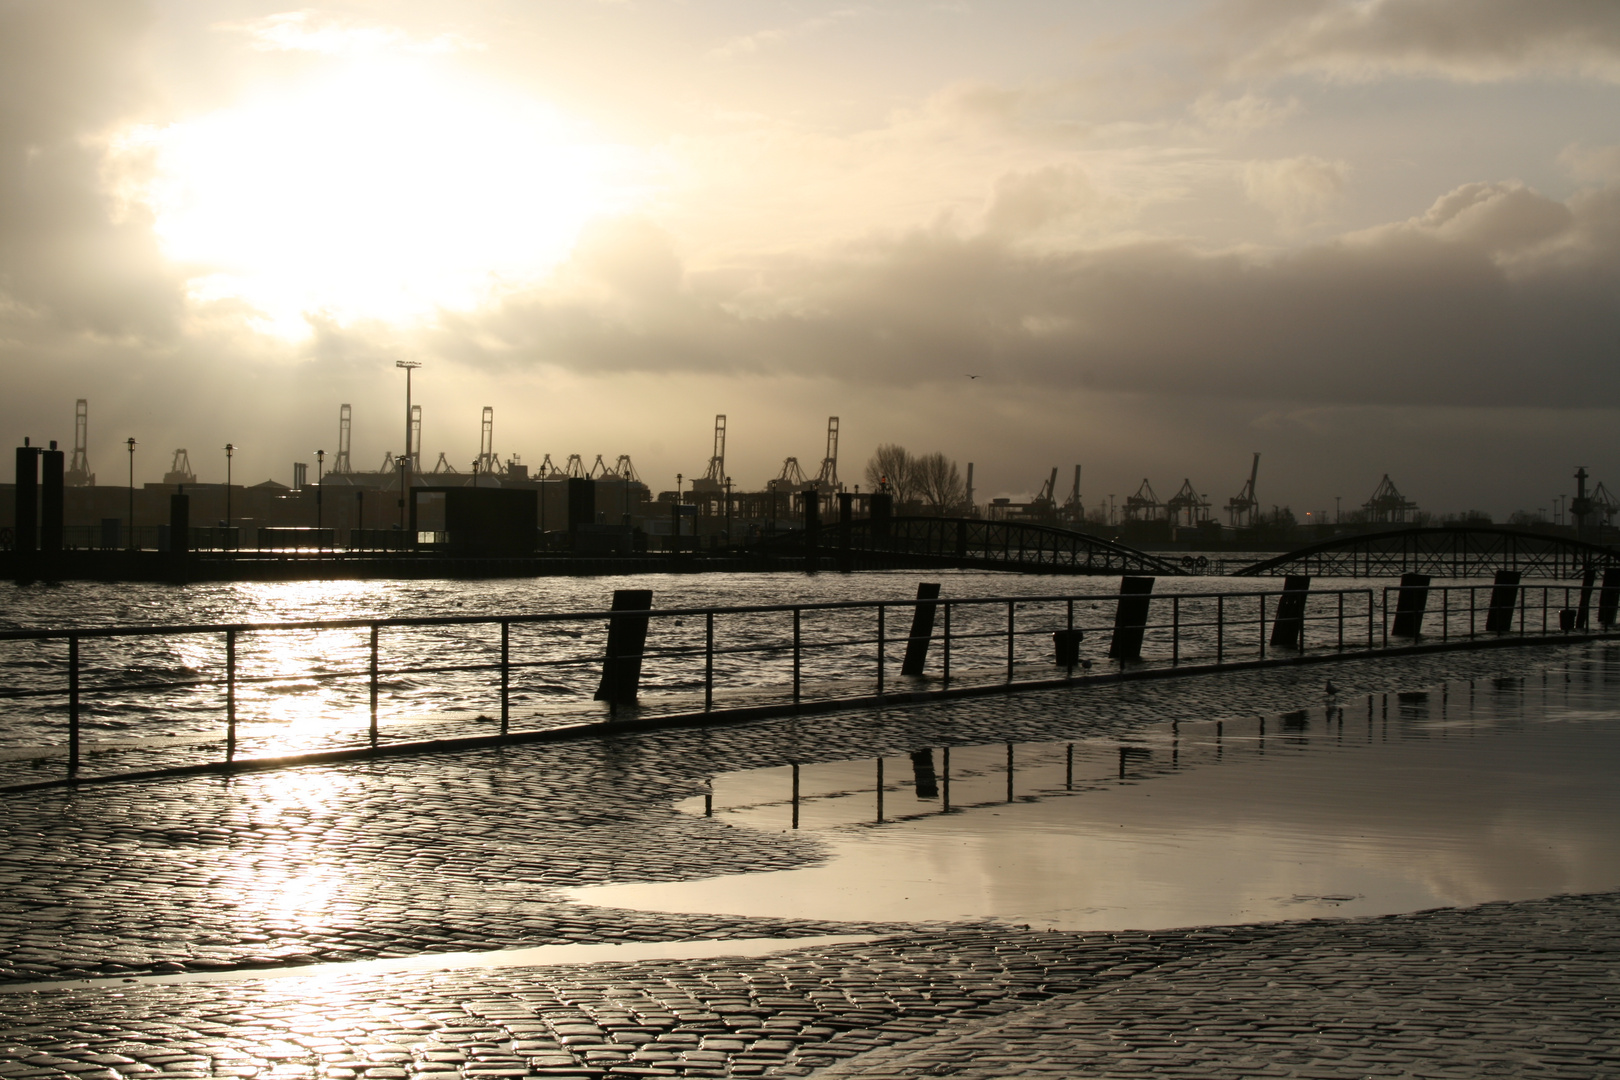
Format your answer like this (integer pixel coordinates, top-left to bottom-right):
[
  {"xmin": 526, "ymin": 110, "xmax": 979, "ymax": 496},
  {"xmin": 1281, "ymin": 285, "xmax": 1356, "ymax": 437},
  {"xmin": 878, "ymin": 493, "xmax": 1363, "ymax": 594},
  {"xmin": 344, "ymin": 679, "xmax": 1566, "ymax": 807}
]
[{"xmin": 116, "ymin": 56, "xmax": 646, "ymax": 337}]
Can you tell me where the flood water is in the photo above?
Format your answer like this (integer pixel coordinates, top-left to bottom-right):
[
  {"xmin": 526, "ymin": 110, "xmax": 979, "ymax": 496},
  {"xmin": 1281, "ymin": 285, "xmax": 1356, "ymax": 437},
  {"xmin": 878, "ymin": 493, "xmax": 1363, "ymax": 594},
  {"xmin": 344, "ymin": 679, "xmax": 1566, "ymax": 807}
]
[
  {"xmin": 566, "ymin": 652, "xmax": 1620, "ymax": 930},
  {"xmin": 0, "ymin": 570, "xmax": 1599, "ymax": 756}
]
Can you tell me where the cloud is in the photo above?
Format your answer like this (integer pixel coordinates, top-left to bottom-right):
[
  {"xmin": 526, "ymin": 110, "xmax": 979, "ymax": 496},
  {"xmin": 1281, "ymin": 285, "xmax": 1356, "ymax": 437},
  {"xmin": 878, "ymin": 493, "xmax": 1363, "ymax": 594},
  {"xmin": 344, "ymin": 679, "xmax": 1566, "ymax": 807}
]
[
  {"xmin": 0, "ymin": 0, "xmax": 184, "ymax": 340},
  {"xmin": 222, "ymin": 11, "xmax": 482, "ymax": 55},
  {"xmin": 708, "ymin": 10, "xmax": 861, "ymax": 61},
  {"xmin": 1243, "ymin": 155, "xmax": 1348, "ymax": 228},
  {"xmin": 1190, "ymin": 91, "xmax": 1302, "ymax": 132},
  {"xmin": 982, "ymin": 165, "xmax": 1102, "ymax": 237},
  {"xmin": 439, "ymin": 178, "xmax": 1620, "ymax": 412},
  {"xmin": 1559, "ymin": 142, "xmax": 1620, "ymax": 185},
  {"xmin": 1223, "ymin": 0, "xmax": 1620, "ymax": 83}
]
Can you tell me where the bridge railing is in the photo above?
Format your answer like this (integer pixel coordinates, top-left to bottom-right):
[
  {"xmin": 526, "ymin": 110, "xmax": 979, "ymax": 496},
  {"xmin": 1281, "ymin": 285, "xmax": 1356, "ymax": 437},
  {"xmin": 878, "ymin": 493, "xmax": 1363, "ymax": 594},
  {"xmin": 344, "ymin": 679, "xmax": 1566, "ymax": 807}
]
[{"xmin": 0, "ymin": 582, "xmax": 1597, "ymax": 785}]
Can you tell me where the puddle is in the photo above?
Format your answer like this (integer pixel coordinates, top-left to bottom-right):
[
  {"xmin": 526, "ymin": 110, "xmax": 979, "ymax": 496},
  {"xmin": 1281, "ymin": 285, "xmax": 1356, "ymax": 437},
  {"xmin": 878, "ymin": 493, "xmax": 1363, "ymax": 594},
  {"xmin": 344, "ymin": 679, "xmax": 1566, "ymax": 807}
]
[{"xmin": 567, "ymin": 665, "xmax": 1620, "ymax": 930}]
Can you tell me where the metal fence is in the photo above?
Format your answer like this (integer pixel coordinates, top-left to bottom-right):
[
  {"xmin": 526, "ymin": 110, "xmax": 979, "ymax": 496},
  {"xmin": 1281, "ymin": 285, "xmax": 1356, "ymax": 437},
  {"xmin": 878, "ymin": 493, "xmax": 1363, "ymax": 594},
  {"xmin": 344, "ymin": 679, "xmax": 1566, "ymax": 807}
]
[{"xmin": 0, "ymin": 581, "xmax": 1608, "ymax": 782}]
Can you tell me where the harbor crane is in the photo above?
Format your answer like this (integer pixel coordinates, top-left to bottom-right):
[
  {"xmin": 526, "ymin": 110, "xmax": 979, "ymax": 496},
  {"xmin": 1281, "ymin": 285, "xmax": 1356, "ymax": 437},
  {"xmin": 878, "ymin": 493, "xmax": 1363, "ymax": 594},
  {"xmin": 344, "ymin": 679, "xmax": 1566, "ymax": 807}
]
[
  {"xmin": 163, "ymin": 449, "xmax": 196, "ymax": 486},
  {"xmin": 1226, "ymin": 453, "xmax": 1259, "ymax": 528},
  {"xmin": 1166, "ymin": 479, "xmax": 1209, "ymax": 526},
  {"xmin": 477, "ymin": 407, "xmax": 499, "ymax": 475},
  {"xmin": 1123, "ymin": 478, "xmax": 1162, "ymax": 523},
  {"xmin": 691, "ymin": 414, "xmax": 727, "ymax": 492},
  {"xmin": 1363, "ymin": 474, "xmax": 1418, "ymax": 524},
  {"xmin": 66, "ymin": 399, "xmax": 93, "ymax": 486},
  {"xmin": 334, "ymin": 404, "xmax": 352, "ymax": 473},
  {"xmin": 1061, "ymin": 465, "xmax": 1083, "ymax": 524},
  {"xmin": 814, "ymin": 417, "xmax": 839, "ymax": 490}
]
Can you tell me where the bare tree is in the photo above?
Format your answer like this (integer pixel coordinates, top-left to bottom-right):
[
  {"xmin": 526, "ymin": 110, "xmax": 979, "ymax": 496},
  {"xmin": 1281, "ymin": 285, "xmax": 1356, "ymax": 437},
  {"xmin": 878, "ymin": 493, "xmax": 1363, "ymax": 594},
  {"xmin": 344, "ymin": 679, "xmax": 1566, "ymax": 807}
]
[
  {"xmin": 864, "ymin": 443, "xmax": 915, "ymax": 503},
  {"xmin": 913, "ymin": 451, "xmax": 964, "ymax": 513}
]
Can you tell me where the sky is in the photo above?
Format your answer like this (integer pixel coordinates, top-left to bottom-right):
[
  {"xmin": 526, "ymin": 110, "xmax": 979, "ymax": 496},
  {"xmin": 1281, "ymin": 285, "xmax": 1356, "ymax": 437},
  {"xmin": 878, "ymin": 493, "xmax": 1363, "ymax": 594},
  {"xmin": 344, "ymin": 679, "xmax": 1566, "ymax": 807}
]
[{"xmin": 2, "ymin": 0, "xmax": 1618, "ymax": 518}]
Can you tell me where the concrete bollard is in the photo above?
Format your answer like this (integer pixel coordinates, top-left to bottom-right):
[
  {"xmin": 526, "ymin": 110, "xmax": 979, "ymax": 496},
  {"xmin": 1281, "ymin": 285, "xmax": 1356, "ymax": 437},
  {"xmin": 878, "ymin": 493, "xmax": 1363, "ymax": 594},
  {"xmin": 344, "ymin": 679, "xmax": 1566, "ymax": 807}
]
[
  {"xmin": 169, "ymin": 492, "xmax": 190, "ymax": 558},
  {"xmin": 1486, "ymin": 570, "xmax": 1522, "ymax": 633},
  {"xmin": 594, "ymin": 589, "xmax": 653, "ymax": 705},
  {"xmin": 1052, "ymin": 628, "xmax": 1084, "ymax": 666},
  {"xmin": 1390, "ymin": 572, "xmax": 1431, "ymax": 638},
  {"xmin": 1268, "ymin": 574, "xmax": 1311, "ymax": 650},
  {"xmin": 900, "ymin": 582, "xmax": 941, "ymax": 675},
  {"xmin": 1108, "ymin": 576, "xmax": 1154, "ymax": 661}
]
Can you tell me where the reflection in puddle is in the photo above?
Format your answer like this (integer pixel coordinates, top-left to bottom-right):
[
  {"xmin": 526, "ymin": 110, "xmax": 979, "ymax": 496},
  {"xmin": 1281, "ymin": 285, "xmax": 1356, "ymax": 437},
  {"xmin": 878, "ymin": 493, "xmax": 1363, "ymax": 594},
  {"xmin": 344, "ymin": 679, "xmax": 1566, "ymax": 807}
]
[{"xmin": 568, "ymin": 660, "xmax": 1620, "ymax": 931}]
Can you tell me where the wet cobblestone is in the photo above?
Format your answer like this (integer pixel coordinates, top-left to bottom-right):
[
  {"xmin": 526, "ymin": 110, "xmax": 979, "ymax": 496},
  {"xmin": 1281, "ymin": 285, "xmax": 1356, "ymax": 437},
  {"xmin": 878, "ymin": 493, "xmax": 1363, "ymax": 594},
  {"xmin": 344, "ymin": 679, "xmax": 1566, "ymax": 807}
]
[{"xmin": 0, "ymin": 642, "xmax": 1614, "ymax": 1077}]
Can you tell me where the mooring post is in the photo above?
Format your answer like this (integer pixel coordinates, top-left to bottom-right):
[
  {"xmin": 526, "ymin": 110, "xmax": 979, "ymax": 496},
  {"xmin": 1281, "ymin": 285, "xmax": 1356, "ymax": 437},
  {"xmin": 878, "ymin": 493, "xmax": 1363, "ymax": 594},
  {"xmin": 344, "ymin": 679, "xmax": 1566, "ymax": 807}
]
[
  {"xmin": 595, "ymin": 589, "xmax": 653, "ymax": 706},
  {"xmin": 1390, "ymin": 572, "xmax": 1432, "ymax": 638},
  {"xmin": 1599, "ymin": 567, "xmax": 1620, "ymax": 627},
  {"xmin": 1269, "ymin": 574, "xmax": 1311, "ymax": 650},
  {"xmin": 900, "ymin": 582, "xmax": 941, "ymax": 676},
  {"xmin": 1486, "ymin": 570, "xmax": 1522, "ymax": 633},
  {"xmin": 803, "ymin": 491, "xmax": 820, "ymax": 573},
  {"xmin": 1577, "ymin": 565, "xmax": 1597, "ymax": 630},
  {"xmin": 837, "ymin": 491, "xmax": 853, "ymax": 572},
  {"xmin": 1108, "ymin": 576, "xmax": 1155, "ymax": 662}
]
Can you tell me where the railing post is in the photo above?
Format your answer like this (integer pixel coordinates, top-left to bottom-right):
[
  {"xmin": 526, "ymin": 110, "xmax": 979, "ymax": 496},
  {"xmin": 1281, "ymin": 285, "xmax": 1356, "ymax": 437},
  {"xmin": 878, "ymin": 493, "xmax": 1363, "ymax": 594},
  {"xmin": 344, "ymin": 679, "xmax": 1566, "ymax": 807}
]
[
  {"xmin": 500, "ymin": 619, "xmax": 510, "ymax": 735},
  {"xmin": 1258, "ymin": 594, "xmax": 1267, "ymax": 659},
  {"xmin": 369, "ymin": 624, "xmax": 379, "ymax": 747},
  {"xmin": 942, "ymin": 602, "xmax": 952, "ymax": 683},
  {"xmin": 1172, "ymin": 596, "xmax": 1180, "ymax": 666},
  {"xmin": 1337, "ymin": 591, "xmax": 1345, "ymax": 651},
  {"xmin": 1006, "ymin": 601, "xmax": 1015, "ymax": 681},
  {"xmin": 225, "ymin": 629, "xmax": 237, "ymax": 762},
  {"xmin": 792, "ymin": 607, "xmax": 802, "ymax": 704},
  {"xmin": 1441, "ymin": 586, "xmax": 1449, "ymax": 642},
  {"xmin": 68, "ymin": 634, "xmax": 80, "ymax": 778},
  {"xmin": 1216, "ymin": 594, "xmax": 1224, "ymax": 665},
  {"xmin": 877, "ymin": 604, "xmax": 886, "ymax": 698},
  {"xmin": 705, "ymin": 611, "xmax": 714, "ymax": 711}
]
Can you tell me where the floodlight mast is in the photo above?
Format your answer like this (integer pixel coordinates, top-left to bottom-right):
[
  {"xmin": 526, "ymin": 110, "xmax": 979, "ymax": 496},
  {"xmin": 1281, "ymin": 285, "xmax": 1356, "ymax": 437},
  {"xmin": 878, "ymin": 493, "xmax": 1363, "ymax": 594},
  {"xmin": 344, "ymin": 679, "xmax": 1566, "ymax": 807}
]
[{"xmin": 396, "ymin": 361, "xmax": 421, "ymax": 532}]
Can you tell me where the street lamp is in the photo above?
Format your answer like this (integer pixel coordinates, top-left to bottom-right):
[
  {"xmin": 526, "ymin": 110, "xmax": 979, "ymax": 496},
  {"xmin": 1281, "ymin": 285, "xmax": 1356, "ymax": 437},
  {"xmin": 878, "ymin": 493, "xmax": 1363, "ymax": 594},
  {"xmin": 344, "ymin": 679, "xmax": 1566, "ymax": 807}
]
[
  {"xmin": 725, "ymin": 475, "xmax": 732, "ymax": 543},
  {"xmin": 126, "ymin": 437, "xmax": 136, "ymax": 549},
  {"xmin": 315, "ymin": 449, "xmax": 325, "ymax": 549},
  {"xmin": 675, "ymin": 473, "xmax": 683, "ymax": 552},
  {"xmin": 396, "ymin": 360, "xmax": 421, "ymax": 535},
  {"xmin": 223, "ymin": 443, "xmax": 235, "ymax": 545}
]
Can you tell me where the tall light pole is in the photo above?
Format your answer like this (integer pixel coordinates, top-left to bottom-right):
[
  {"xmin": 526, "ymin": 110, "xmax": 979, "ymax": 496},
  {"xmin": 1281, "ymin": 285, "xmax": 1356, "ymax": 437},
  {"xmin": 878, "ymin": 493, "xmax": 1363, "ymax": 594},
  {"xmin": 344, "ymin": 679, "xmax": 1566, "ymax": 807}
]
[
  {"xmin": 396, "ymin": 361, "xmax": 420, "ymax": 537},
  {"xmin": 725, "ymin": 475, "xmax": 732, "ymax": 543},
  {"xmin": 126, "ymin": 437, "xmax": 136, "ymax": 549},
  {"xmin": 675, "ymin": 473, "xmax": 683, "ymax": 552},
  {"xmin": 223, "ymin": 443, "xmax": 235, "ymax": 546},
  {"xmin": 315, "ymin": 448, "xmax": 325, "ymax": 547}
]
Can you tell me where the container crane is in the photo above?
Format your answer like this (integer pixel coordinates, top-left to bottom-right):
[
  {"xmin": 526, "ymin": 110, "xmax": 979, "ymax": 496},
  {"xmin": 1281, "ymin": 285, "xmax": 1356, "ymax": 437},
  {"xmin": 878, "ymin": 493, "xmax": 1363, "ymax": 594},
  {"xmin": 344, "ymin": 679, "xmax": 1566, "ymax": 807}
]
[
  {"xmin": 334, "ymin": 404, "xmax": 353, "ymax": 474},
  {"xmin": 1226, "ymin": 453, "xmax": 1259, "ymax": 528},
  {"xmin": 66, "ymin": 399, "xmax": 93, "ymax": 486},
  {"xmin": 814, "ymin": 417, "xmax": 839, "ymax": 490}
]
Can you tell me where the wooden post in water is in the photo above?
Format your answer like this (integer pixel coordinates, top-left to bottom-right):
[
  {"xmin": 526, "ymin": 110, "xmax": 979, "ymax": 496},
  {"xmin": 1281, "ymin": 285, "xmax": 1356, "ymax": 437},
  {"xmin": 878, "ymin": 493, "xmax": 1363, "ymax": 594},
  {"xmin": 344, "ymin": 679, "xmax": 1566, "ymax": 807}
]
[
  {"xmin": 900, "ymin": 583, "xmax": 941, "ymax": 676},
  {"xmin": 1390, "ymin": 573, "xmax": 1431, "ymax": 638},
  {"xmin": 1108, "ymin": 576, "xmax": 1154, "ymax": 662},
  {"xmin": 1269, "ymin": 574, "xmax": 1311, "ymax": 650},
  {"xmin": 1598, "ymin": 567, "xmax": 1620, "ymax": 627},
  {"xmin": 595, "ymin": 589, "xmax": 653, "ymax": 705},
  {"xmin": 1486, "ymin": 570, "xmax": 1522, "ymax": 633}
]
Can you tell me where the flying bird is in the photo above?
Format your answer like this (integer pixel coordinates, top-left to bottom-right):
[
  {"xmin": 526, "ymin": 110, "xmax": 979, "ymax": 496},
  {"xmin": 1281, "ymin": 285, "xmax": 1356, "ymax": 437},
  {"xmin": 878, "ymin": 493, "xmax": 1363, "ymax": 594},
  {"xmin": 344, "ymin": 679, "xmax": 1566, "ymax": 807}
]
[{"xmin": 966, "ymin": 374, "xmax": 981, "ymax": 379}]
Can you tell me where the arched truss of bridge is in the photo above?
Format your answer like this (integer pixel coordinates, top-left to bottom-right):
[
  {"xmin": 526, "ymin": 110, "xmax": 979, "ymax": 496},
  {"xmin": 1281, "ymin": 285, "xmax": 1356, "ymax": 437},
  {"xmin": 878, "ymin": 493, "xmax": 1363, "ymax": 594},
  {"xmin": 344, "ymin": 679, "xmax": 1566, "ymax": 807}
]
[
  {"xmin": 1231, "ymin": 526, "xmax": 1620, "ymax": 579},
  {"xmin": 747, "ymin": 517, "xmax": 1188, "ymax": 576}
]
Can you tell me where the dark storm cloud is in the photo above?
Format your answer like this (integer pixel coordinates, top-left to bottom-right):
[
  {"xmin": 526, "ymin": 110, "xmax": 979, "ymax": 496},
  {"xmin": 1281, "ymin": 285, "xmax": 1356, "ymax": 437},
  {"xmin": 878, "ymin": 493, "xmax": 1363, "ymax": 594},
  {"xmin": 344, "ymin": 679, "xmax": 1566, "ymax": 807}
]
[
  {"xmin": 0, "ymin": 0, "xmax": 181, "ymax": 340},
  {"xmin": 438, "ymin": 181, "xmax": 1620, "ymax": 410},
  {"xmin": 1222, "ymin": 0, "xmax": 1620, "ymax": 81}
]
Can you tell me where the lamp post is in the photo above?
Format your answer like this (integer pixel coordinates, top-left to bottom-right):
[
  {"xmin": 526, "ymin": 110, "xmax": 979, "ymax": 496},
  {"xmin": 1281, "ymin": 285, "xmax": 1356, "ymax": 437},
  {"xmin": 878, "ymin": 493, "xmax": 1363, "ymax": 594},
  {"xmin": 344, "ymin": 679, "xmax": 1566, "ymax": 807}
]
[
  {"xmin": 675, "ymin": 473, "xmax": 683, "ymax": 552},
  {"xmin": 315, "ymin": 448, "xmax": 325, "ymax": 547},
  {"xmin": 396, "ymin": 360, "xmax": 421, "ymax": 537},
  {"xmin": 126, "ymin": 437, "xmax": 136, "ymax": 549},
  {"xmin": 223, "ymin": 443, "xmax": 235, "ymax": 546},
  {"xmin": 724, "ymin": 476, "xmax": 732, "ymax": 544}
]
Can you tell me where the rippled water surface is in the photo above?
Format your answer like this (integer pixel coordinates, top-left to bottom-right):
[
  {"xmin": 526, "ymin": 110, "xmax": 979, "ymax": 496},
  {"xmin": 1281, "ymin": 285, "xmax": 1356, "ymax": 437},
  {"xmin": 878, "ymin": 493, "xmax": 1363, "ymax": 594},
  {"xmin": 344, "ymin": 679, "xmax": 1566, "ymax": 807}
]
[
  {"xmin": 567, "ymin": 654, "xmax": 1620, "ymax": 930},
  {"xmin": 0, "ymin": 570, "xmax": 1596, "ymax": 755}
]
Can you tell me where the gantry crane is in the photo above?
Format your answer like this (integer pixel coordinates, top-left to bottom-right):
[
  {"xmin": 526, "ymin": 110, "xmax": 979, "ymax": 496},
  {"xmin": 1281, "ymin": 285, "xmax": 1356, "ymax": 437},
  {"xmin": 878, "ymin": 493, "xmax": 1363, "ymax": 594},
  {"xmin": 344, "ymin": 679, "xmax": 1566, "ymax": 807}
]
[
  {"xmin": 814, "ymin": 417, "xmax": 839, "ymax": 490},
  {"xmin": 1226, "ymin": 453, "xmax": 1259, "ymax": 528},
  {"xmin": 334, "ymin": 404, "xmax": 353, "ymax": 474},
  {"xmin": 66, "ymin": 399, "xmax": 93, "ymax": 486}
]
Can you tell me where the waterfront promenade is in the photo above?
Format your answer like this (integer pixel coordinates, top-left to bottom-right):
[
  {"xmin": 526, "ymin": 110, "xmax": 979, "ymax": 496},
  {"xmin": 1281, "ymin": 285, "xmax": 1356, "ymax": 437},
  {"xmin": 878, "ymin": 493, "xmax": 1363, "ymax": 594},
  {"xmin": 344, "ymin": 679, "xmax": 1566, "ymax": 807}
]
[{"xmin": 1, "ymin": 643, "xmax": 1616, "ymax": 1078}]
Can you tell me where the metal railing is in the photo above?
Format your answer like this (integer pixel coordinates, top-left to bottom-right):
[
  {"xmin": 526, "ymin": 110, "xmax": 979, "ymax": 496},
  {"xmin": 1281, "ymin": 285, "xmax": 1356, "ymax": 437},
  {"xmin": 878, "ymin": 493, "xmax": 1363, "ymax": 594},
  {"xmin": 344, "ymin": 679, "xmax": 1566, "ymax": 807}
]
[
  {"xmin": 0, "ymin": 582, "xmax": 1605, "ymax": 783},
  {"xmin": 1378, "ymin": 582, "xmax": 1613, "ymax": 645}
]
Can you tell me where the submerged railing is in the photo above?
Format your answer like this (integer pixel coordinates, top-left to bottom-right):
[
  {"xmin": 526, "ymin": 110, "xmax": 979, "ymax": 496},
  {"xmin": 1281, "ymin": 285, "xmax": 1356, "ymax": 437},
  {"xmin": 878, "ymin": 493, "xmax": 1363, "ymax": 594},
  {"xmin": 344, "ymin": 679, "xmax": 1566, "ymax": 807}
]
[{"xmin": 0, "ymin": 576, "xmax": 1611, "ymax": 782}]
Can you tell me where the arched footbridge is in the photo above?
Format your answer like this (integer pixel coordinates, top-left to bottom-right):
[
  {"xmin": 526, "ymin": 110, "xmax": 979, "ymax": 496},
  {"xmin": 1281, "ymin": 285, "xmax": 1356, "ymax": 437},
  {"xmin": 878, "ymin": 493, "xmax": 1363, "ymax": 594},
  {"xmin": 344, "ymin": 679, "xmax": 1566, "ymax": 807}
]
[
  {"xmin": 1232, "ymin": 526, "xmax": 1620, "ymax": 579},
  {"xmin": 744, "ymin": 517, "xmax": 1188, "ymax": 576}
]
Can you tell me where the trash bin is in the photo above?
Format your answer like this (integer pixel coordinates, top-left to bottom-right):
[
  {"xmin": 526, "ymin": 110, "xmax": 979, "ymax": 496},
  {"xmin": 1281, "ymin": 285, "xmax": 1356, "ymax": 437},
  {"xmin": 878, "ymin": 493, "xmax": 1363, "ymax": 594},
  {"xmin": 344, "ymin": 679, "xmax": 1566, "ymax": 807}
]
[
  {"xmin": 1053, "ymin": 628, "xmax": 1085, "ymax": 666},
  {"xmin": 1559, "ymin": 608, "xmax": 1577, "ymax": 632}
]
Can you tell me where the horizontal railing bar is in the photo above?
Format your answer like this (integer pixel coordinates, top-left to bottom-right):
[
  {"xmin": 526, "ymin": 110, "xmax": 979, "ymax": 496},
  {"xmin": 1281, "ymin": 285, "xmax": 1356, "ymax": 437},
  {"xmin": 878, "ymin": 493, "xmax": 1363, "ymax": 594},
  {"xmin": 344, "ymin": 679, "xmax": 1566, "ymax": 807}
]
[{"xmin": 0, "ymin": 588, "xmax": 1377, "ymax": 642}]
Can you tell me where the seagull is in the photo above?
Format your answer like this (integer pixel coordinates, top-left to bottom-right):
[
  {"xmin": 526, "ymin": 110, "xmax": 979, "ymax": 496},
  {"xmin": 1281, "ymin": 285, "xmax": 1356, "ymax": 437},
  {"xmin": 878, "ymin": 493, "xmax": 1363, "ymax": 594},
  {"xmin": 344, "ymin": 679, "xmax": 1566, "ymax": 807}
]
[
  {"xmin": 966, "ymin": 374, "xmax": 981, "ymax": 379},
  {"xmin": 1325, "ymin": 679, "xmax": 1338, "ymax": 696}
]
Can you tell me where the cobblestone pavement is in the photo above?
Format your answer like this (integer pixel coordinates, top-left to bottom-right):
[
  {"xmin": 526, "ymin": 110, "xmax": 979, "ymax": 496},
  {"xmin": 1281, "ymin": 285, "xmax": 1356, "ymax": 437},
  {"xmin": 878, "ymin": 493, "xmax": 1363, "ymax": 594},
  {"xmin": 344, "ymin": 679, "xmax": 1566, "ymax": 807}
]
[{"xmin": 0, "ymin": 642, "xmax": 1615, "ymax": 1077}]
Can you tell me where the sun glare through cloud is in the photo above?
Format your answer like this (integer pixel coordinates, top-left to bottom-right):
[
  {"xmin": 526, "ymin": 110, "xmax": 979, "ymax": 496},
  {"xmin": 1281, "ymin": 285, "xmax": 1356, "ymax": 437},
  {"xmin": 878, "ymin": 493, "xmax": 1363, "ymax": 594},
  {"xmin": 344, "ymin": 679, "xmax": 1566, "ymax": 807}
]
[{"xmin": 115, "ymin": 57, "xmax": 650, "ymax": 338}]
